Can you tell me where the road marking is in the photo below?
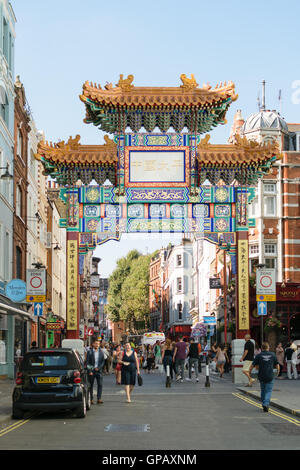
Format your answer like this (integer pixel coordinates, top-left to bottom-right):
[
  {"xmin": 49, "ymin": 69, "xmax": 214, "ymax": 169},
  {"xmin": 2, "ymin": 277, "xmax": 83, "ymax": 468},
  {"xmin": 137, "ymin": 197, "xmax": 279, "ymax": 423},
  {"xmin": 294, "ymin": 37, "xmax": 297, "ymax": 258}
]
[
  {"xmin": 233, "ymin": 393, "xmax": 300, "ymax": 426},
  {"xmin": 0, "ymin": 416, "xmax": 34, "ymax": 438}
]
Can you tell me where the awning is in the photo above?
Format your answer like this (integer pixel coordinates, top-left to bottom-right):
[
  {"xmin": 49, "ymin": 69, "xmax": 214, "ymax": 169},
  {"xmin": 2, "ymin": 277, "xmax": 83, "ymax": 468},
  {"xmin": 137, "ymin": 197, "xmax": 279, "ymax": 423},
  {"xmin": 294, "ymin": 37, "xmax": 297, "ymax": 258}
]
[{"xmin": 0, "ymin": 294, "xmax": 31, "ymax": 319}]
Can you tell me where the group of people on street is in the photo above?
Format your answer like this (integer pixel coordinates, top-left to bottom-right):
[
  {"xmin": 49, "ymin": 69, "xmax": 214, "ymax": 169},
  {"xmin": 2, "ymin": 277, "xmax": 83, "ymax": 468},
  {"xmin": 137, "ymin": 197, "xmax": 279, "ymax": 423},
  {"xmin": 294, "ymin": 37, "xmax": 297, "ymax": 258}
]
[
  {"xmin": 85, "ymin": 337, "xmax": 141, "ymax": 404},
  {"xmin": 143, "ymin": 336, "xmax": 204, "ymax": 382}
]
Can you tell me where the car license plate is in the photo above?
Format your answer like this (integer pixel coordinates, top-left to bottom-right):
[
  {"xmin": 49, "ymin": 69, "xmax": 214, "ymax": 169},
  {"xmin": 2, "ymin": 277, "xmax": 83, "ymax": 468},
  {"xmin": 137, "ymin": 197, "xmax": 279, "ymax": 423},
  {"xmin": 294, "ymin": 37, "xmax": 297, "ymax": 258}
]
[{"xmin": 36, "ymin": 377, "xmax": 60, "ymax": 384}]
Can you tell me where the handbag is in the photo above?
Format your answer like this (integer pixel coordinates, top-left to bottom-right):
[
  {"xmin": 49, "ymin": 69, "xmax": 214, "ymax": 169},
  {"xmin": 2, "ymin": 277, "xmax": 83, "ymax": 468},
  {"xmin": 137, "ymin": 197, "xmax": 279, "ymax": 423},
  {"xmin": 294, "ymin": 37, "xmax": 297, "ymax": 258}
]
[{"xmin": 137, "ymin": 374, "xmax": 143, "ymax": 386}]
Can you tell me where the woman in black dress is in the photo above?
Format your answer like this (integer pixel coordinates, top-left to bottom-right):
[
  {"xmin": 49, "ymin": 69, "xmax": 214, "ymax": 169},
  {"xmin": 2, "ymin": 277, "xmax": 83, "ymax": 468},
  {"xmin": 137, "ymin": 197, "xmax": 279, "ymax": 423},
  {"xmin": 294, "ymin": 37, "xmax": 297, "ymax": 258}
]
[{"xmin": 119, "ymin": 342, "xmax": 140, "ymax": 403}]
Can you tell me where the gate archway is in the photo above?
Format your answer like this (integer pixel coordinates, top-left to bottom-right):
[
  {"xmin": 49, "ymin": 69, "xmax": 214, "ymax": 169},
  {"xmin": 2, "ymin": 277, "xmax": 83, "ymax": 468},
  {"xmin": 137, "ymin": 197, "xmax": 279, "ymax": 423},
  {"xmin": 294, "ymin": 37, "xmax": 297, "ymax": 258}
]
[{"xmin": 36, "ymin": 74, "xmax": 279, "ymax": 340}]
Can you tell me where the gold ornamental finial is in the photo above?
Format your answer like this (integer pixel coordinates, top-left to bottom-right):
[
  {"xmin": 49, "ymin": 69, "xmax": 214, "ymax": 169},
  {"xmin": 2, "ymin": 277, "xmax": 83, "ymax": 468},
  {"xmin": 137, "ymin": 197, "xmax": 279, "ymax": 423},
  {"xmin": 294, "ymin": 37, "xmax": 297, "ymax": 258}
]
[
  {"xmin": 180, "ymin": 74, "xmax": 198, "ymax": 91},
  {"xmin": 116, "ymin": 74, "xmax": 134, "ymax": 91}
]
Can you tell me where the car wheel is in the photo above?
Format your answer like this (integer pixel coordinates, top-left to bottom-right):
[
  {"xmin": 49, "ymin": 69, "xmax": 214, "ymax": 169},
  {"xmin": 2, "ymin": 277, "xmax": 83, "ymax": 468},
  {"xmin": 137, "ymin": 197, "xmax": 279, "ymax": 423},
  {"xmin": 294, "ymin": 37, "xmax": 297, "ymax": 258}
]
[
  {"xmin": 12, "ymin": 406, "xmax": 24, "ymax": 420},
  {"xmin": 75, "ymin": 394, "xmax": 86, "ymax": 418},
  {"xmin": 86, "ymin": 389, "xmax": 91, "ymax": 411}
]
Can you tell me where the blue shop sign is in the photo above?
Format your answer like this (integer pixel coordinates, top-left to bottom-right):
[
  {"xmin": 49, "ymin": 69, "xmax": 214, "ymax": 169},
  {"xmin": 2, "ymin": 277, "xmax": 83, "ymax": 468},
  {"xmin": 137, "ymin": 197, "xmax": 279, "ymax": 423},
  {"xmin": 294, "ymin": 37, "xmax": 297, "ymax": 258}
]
[{"xmin": 5, "ymin": 279, "xmax": 26, "ymax": 302}]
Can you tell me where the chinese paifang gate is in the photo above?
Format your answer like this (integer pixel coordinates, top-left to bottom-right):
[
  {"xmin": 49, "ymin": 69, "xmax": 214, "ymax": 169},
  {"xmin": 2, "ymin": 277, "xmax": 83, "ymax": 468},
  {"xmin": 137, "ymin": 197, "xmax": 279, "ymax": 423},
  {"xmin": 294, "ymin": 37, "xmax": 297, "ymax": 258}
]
[{"xmin": 35, "ymin": 74, "xmax": 280, "ymax": 339}]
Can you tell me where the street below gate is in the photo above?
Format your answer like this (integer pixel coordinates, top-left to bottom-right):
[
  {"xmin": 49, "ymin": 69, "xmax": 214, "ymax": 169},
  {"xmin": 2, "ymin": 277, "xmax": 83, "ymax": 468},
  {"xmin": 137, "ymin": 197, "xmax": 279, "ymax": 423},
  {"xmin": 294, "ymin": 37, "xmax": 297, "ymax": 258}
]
[{"xmin": 1, "ymin": 369, "xmax": 300, "ymax": 451}]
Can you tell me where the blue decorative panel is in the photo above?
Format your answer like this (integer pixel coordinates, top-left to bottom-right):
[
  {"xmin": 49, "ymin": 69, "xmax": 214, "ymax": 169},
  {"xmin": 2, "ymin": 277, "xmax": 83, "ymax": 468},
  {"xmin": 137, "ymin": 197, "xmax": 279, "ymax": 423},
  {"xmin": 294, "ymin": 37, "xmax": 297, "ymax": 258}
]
[
  {"xmin": 127, "ymin": 204, "xmax": 144, "ymax": 218},
  {"xmin": 105, "ymin": 204, "xmax": 122, "ymax": 218},
  {"xmin": 193, "ymin": 204, "xmax": 209, "ymax": 218},
  {"xmin": 215, "ymin": 204, "xmax": 231, "ymax": 217},
  {"xmin": 170, "ymin": 204, "xmax": 186, "ymax": 218},
  {"xmin": 84, "ymin": 205, "xmax": 100, "ymax": 217},
  {"xmin": 149, "ymin": 204, "xmax": 166, "ymax": 218}
]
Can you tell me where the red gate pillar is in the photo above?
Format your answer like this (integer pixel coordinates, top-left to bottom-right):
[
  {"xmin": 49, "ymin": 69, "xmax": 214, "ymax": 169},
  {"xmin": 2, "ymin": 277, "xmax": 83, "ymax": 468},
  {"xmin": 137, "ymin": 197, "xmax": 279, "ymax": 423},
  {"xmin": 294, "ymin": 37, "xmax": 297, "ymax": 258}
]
[{"xmin": 66, "ymin": 231, "xmax": 80, "ymax": 339}]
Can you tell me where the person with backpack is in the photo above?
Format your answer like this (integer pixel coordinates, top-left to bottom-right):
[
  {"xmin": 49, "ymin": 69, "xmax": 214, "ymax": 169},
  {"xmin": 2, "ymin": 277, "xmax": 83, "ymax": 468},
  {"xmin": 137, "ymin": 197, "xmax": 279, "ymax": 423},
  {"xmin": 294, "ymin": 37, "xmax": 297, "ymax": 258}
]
[{"xmin": 249, "ymin": 342, "xmax": 280, "ymax": 412}]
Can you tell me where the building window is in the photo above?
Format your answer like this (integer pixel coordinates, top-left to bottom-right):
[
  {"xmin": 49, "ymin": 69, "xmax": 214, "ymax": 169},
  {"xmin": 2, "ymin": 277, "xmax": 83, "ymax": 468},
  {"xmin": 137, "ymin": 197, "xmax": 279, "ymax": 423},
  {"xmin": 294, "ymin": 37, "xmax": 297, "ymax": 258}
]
[
  {"xmin": 0, "ymin": 86, "xmax": 8, "ymax": 127},
  {"xmin": 177, "ymin": 254, "xmax": 182, "ymax": 266},
  {"xmin": 264, "ymin": 183, "xmax": 276, "ymax": 194},
  {"xmin": 264, "ymin": 196, "xmax": 276, "ymax": 216},
  {"xmin": 17, "ymin": 130, "xmax": 23, "ymax": 159},
  {"xmin": 16, "ymin": 246, "xmax": 22, "ymax": 279},
  {"xmin": 250, "ymin": 244, "xmax": 259, "ymax": 256},
  {"xmin": 177, "ymin": 277, "xmax": 182, "ymax": 293},
  {"xmin": 248, "ymin": 196, "xmax": 258, "ymax": 218},
  {"xmin": 265, "ymin": 258, "xmax": 276, "ymax": 270},
  {"xmin": 16, "ymin": 185, "xmax": 22, "ymax": 218},
  {"xmin": 178, "ymin": 303, "xmax": 183, "ymax": 320},
  {"xmin": 264, "ymin": 244, "xmax": 276, "ymax": 255}
]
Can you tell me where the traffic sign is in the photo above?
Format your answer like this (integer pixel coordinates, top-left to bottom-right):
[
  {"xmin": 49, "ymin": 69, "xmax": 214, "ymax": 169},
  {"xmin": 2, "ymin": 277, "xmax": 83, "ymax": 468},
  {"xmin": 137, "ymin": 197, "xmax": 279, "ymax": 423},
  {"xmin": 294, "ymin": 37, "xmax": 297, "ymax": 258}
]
[
  {"xmin": 26, "ymin": 295, "xmax": 46, "ymax": 303},
  {"xmin": 26, "ymin": 269, "xmax": 46, "ymax": 297},
  {"xmin": 257, "ymin": 301, "xmax": 267, "ymax": 316},
  {"xmin": 34, "ymin": 302, "xmax": 43, "ymax": 317},
  {"xmin": 256, "ymin": 294, "xmax": 276, "ymax": 302},
  {"xmin": 256, "ymin": 269, "xmax": 276, "ymax": 296}
]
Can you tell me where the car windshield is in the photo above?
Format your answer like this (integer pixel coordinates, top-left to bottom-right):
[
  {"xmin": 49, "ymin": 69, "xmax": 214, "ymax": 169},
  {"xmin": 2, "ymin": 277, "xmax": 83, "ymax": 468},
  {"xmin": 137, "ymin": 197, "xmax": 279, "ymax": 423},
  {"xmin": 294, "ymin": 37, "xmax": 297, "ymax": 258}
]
[{"xmin": 21, "ymin": 352, "xmax": 79, "ymax": 370}]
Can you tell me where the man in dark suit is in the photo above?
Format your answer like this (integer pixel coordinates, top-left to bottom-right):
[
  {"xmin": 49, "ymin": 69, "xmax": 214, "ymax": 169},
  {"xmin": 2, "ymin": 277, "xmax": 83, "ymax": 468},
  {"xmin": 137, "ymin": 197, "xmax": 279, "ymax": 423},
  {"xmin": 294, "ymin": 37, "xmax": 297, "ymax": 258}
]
[{"xmin": 86, "ymin": 337, "xmax": 105, "ymax": 404}]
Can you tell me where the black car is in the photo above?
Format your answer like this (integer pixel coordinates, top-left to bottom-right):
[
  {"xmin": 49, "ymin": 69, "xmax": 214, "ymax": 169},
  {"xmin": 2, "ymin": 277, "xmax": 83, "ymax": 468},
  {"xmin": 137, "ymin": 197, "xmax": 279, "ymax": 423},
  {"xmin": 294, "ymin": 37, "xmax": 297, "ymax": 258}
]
[{"xmin": 12, "ymin": 348, "xmax": 91, "ymax": 419}]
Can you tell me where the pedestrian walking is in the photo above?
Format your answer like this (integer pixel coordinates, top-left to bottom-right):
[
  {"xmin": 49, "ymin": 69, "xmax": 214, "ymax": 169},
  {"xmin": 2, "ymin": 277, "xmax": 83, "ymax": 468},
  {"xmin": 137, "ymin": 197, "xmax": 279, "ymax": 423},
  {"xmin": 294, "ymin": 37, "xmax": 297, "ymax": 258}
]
[
  {"xmin": 209, "ymin": 342, "xmax": 218, "ymax": 373},
  {"xmin": 215, "ymin": 344, "xmax": 228, "ymax": 378},
  {"xmin": 119, "ymin": 342, "xmax": 140, "ymax": 403},
  {"xmin": 172, "ymin": 336, "xmax": 188, "ymax": 382},
  {"xmin": 285, "ymin": 342, "xmax": 298, "ymax": 380},
  {"xmin": 154, "ymin": 340, "xmax": 162, "ymax": 368},
  {"xmin": 86, "ymin": 338, "xmax": 105, "ymax": 404},
  {"xmin": 113, "ymin": 345, "xmax": 122, "ymax": 385},
  {"xmin": 146, "ymin": 345, "xmax": 155, "ymax": 373},
  {"xmin": 186, "ymin": 337, "xmax": 199, "ymax": 382},
  {"xmin": 240, "ymin": 334, "xmax": 255, "ymax": 386},
  {"xmin": 101, "ymin": 341, "xmax": 110, "ymax": 375},
  {"xmin": 249, "ymin": 342, "xmax": 280, "ymax": 412},
  {"xmin": 224, "ymin": 343, "xmax": 231, "ymax": 373},
  {"xmin": 161, "ymin": 339, "xmax": 174, "ymax": 380},
  {"xmin": 275, "ymin": 342, "xmax": 284, "ymax": 378},
  {"xmin": 254, "ymin": 342, "xmax": 261, "ymax": 357}
]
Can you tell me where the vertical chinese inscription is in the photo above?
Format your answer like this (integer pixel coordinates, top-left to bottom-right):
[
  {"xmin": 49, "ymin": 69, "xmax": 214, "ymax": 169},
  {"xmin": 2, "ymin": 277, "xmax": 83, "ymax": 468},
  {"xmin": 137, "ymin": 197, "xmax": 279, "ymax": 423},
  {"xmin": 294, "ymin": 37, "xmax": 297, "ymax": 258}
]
[
  {"xmin": 67, "ymin": 239, "xmax": 78, "ymax": 330},
  {"xmin": 238, "ymin": 239, "xmax": 249, "ymax": 330}
]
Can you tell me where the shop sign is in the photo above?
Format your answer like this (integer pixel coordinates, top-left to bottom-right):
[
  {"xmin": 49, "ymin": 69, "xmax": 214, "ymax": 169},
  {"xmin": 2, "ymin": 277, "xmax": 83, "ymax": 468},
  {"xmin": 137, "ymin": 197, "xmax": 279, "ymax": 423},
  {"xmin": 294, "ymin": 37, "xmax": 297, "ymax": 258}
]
[
  {"xmin": 209, "ymin": 278, "xmax": 222, "ymax": 289},
  {"xmin": 6, "ymin": 279, "xmax": 26, "ymax": 302},
  {"xmin": 46, "ymin": 322, "xmax": 61, "ymax": 330}
]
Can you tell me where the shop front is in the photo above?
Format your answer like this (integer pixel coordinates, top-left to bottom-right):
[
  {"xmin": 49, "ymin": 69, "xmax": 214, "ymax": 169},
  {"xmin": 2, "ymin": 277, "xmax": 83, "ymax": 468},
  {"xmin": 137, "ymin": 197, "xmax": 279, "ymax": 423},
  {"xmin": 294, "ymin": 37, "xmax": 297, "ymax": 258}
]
[
  {"xmin": 0, "ymin": 294, "xmax": 32, "ymax": 378},
  {"xmin": 250, "ymin": 283, "xmax": 300, "ymax": 346},
  {"xmin": 167, "ymin": 324, "xmax": 192, "ymax": 342}
]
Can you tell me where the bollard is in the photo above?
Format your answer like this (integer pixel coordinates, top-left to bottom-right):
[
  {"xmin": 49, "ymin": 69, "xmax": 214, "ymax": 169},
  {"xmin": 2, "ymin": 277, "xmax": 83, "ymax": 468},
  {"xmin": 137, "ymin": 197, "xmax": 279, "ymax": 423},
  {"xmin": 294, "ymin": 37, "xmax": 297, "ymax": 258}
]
[
  {"xmin": 198, "ymin": 356, "xmax": 202, "ymax": 374},
  {"xmin": 205, "ymin": 356, "xmax": 210, "ymax": 388},
  {"xmin": 166, "ymin": 364, "xmax": 171, "ymax": 388}
]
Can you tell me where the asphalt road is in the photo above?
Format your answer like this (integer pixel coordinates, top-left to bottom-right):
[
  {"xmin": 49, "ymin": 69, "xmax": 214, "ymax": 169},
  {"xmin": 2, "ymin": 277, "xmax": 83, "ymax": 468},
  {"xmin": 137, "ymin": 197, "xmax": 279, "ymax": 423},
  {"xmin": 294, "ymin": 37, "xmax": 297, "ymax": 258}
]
[{"xmin": 1, "ymin": 370, "xmax": 300, "ymax": 451}]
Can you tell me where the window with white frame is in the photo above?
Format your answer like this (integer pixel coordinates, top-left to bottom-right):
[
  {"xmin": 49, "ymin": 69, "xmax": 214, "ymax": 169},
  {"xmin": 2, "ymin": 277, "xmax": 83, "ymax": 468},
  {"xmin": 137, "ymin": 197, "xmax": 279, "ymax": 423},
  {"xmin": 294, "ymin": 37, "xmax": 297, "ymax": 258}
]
[
  {"xmin": 248, "ymin": 196, "xmax": 259, "ymax": 218},
  {"xmin": 264, "ymin": 244, "xmax": 276, "ymax": 255},
  {"xmin": 250, "ymin": 244, "xmax": 259, "ymax": 256},
  {"xmin": 264, "ymin": 196, "xmax": 276, "ymax": 216},
  {"xmin": 265, "ymin": 258, "xmax": 276, "ymax": 270},
  {"xmin": 264, "ymin": 183, "xmax": 276, "ymax": 194},
  {"xmin": 16, "ymin": 185, "xmax": 22, "ymax": 218},
  {"xmin": 176, "ymin": 254, "xmax": 182, "ymax": 267},
  {"xmin": 176, "ymin": 277, "xmax": 182, "ymax": 293}
]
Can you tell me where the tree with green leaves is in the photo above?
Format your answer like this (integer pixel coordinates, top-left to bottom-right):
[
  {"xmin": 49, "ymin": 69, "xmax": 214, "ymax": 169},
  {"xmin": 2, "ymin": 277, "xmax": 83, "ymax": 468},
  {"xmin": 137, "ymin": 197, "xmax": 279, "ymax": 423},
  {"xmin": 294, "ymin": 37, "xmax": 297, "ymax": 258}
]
[{"xmin": 106, "ymin": 250, "xmax": 151, "ymax": 331}]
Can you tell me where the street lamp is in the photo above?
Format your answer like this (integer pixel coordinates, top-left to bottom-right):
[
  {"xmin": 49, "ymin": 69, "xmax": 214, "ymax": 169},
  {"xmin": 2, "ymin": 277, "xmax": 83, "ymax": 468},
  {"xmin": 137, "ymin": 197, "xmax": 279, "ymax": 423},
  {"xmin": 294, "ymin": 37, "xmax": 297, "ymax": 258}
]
[
  {"xmin": 0, "ymin": 163, "xmax": 13, "ymax": 180},
  {"xmin": 218, "ymin": 235, "xmax": 231, "ymax": 344}
]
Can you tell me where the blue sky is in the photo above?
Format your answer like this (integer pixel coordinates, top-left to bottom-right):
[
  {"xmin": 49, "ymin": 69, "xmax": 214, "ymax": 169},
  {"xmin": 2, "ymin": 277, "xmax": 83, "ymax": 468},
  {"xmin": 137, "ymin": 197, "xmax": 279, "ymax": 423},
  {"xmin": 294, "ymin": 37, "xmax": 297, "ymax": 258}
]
[{"xmin": 12, "ymin": 0, "xmax": 300, "ymax": 276}]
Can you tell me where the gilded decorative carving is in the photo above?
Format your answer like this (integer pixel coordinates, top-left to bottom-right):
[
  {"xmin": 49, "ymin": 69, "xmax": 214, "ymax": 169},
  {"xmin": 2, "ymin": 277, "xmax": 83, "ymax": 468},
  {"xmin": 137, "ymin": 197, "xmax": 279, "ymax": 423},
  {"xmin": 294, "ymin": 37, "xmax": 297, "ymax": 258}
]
[
  {"xmin": 180, "ymin": 74, "xmax": 199, "ymax": 91},
  {"xmin": 116, "ymin": 74, "xmax": 134, "ymax": 92}
]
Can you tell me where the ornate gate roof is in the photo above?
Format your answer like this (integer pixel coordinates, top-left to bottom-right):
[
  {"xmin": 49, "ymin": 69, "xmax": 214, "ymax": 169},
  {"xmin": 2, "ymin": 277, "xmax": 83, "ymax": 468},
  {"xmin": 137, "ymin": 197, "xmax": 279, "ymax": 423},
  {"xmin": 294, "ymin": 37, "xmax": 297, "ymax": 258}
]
[{"xmin": 79, "ymin": 74, "xmax": 238, "ymax": 134}]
